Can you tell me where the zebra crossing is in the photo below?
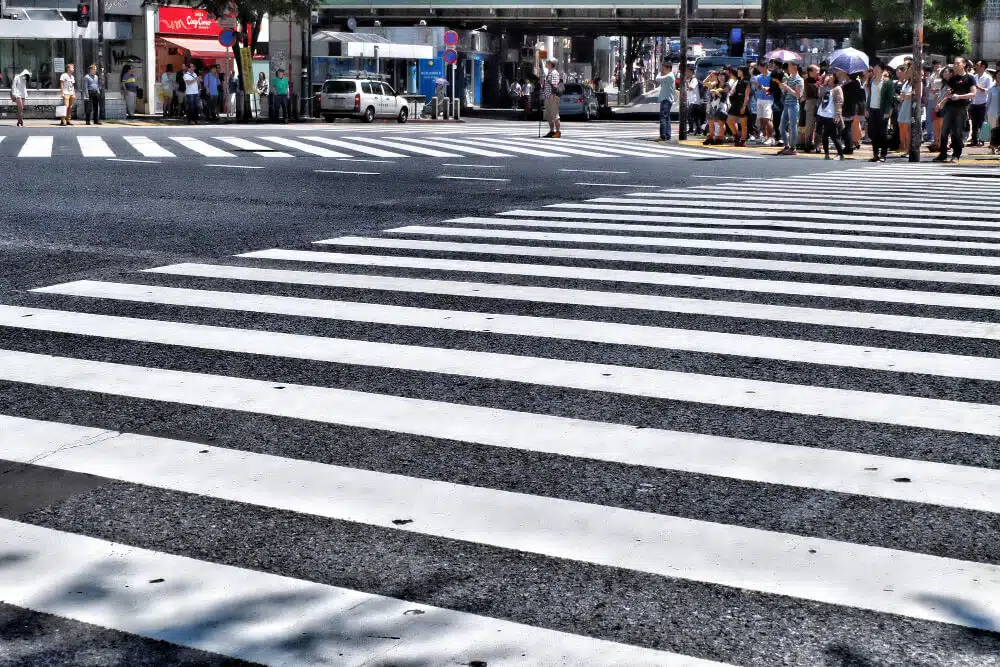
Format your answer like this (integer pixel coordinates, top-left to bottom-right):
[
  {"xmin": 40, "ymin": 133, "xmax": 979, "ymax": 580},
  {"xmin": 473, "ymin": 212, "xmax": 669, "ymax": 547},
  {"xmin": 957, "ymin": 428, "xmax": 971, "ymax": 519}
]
[
  {"xmin": 2, "ymin": 162, "xmax": 1000, "ymax": 665},
  {"xmin": 0, "ymin": 129, "xmax": 756, "ymax": 161}
]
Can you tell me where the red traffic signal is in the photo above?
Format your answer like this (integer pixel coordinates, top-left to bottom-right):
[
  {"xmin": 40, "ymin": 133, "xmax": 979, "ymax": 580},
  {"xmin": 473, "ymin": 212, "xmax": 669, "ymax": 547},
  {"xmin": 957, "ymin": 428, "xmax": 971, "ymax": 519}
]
[{"xmin": 76, "ymin": 3, "xmax": 90, "ymax": 27}]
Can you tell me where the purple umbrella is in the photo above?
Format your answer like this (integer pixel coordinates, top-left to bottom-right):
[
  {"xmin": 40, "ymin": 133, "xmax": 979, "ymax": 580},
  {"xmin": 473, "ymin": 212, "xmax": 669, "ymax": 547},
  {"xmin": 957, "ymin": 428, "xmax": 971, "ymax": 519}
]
[{"xmin": 828, "ymin": 48, "xmax": 870, "ymax": 75}]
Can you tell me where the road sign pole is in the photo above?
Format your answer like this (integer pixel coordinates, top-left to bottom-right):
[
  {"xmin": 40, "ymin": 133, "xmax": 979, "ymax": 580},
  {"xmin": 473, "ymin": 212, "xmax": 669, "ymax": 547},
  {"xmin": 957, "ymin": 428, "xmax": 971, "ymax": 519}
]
[
  {"xmin": 909, "ymin": 0, "xmax": 924, "ymax": 162},
  {"xmin": 679, "ymin": 0, "xmax": 689, "ymax": 142}
]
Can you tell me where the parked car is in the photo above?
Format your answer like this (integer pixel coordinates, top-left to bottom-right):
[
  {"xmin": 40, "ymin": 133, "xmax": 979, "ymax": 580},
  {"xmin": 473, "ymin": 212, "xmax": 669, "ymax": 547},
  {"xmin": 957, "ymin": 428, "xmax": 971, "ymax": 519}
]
[
  {"xmin": 558, "ymin": 83, "xmax": 600, "ymax": 121},
  {"xmin": 320, "ymin": 78, "xmax": 409, "ymax": 123}
]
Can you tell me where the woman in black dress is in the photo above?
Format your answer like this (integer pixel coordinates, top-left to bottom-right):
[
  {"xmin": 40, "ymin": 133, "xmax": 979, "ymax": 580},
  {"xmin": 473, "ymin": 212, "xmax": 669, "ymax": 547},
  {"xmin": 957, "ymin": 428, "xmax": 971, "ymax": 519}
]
[{"xmin": 726, "ymin": 66, "xmax": 751, "ymax": 147}]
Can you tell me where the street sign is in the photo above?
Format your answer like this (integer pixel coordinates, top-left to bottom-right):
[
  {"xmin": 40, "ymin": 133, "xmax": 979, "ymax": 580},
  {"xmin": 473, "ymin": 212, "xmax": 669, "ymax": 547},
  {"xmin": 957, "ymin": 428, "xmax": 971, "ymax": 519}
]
[
  {"xmin": 219, "ymin": 29, "xmax": 237, "ymax": 47},
  {"xmin": 443, "ymin": 30, "xmax": 459, "ymax": 47},
  {"xmin": 219, "ymin": 16, "xmax": 238, "ymax": 30},
  {"xmin": 443, "ymin": 49, "xmax": 458, "ymax": 65}
]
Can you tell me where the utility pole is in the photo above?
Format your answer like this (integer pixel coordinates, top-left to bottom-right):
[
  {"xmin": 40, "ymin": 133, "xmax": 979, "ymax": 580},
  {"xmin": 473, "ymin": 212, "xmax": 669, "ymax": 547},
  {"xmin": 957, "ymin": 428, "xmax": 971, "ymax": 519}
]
[
  {"xmin": 96, "ymin": 0, "xmax": 105, "ymax": 118},
  {"xmin": 679, "ymin": 0, "xmax": 689, "ymax": 141},
  {"xmin": 909, "ymin": 0, "xmax": 924, "ymax": 162},
  {"xmin": 759, "ymin": 0, "xmax": 768, "ymax": 61}
]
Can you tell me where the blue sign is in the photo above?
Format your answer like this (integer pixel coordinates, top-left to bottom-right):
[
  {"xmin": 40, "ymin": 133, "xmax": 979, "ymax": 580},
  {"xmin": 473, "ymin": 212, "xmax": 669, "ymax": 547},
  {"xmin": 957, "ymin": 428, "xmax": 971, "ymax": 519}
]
[
  {"xmin": 443, "ymin": 49, "xmax": 458, "ymax": 65},
  {"xmin": 418, "ymin": 57, "xmax": 445, "ymax": 101},
  {"xmin": 219, "ymin": 29, "xmax": 237, "ymax": 47},
  {"xmin": 729, "ymin": 27, "xmax": 742, "ymax": 43},
  {"xmin": 443, "ymin": 30, "xmax": 459, "ymax": 46}
]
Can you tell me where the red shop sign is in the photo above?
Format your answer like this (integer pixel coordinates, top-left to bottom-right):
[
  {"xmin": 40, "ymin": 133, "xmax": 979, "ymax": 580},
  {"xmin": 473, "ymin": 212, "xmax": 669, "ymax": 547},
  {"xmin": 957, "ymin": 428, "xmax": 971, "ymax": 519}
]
[{"xmin": 158, "ymin": 7, "xmax": 220, "ymax": 37}]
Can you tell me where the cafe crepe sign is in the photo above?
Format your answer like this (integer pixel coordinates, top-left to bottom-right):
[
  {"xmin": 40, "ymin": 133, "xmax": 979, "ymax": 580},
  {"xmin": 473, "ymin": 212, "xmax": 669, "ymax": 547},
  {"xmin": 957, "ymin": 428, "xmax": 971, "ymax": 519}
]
[{"xmin": 159, "ymin": 8, "xmax": 220, "ymax": 36}]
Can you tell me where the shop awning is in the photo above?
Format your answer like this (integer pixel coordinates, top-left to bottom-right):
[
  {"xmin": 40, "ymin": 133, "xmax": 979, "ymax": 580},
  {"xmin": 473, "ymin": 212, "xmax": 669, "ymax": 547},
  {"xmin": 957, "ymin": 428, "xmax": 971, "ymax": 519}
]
[
  {"xmin": 312, "ymin": 31, "xmax": 433, "ymax": 60},
  {"xmin": 160, "ymin": 37, "xmax": 233, "ymax": 58}
]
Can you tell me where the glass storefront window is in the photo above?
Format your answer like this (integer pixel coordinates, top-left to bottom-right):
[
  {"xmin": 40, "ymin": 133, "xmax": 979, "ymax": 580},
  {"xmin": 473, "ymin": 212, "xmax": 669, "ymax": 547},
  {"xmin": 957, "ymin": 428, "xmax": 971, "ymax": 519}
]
[{"xmin": 1, "ymin": 38, "xmax": 93, "ymax": 89}]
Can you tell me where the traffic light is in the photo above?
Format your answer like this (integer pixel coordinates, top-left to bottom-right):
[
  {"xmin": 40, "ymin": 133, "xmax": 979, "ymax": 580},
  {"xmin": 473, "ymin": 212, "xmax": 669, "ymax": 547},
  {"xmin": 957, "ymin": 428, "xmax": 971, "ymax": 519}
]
[{"xmin": 76, "ymin": 3, "xmax": 90, "ymax": 28}]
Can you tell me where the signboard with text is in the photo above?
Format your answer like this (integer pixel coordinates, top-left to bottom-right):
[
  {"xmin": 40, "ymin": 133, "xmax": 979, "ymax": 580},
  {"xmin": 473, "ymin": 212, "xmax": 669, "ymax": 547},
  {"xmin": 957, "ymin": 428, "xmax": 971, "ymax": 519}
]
[{"xmin": 158, "ymin": 7, "xmax": 221, "ymax": 37}]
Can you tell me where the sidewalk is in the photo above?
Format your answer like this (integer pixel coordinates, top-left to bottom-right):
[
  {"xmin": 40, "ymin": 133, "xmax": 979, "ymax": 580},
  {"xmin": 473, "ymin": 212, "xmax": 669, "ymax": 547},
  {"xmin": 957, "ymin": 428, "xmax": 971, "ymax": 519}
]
[
  {"xmin": 671, "ymin": 136, "xmax": 1000, "ymax": 162},
  {"xmin": 0, "ymin": 114, "xmax": 469, "ymax": 128}
]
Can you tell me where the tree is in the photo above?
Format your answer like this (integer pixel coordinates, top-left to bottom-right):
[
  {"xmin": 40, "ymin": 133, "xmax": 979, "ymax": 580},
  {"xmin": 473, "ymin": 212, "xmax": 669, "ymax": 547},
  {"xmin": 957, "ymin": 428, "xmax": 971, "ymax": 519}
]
[
  {"xmin": 768, "ymin": 0, "xmax": 983, "ymax": 56},
  {"xmin": 154, "ymin": 0, "xmax": 316, "ymax": 118}
]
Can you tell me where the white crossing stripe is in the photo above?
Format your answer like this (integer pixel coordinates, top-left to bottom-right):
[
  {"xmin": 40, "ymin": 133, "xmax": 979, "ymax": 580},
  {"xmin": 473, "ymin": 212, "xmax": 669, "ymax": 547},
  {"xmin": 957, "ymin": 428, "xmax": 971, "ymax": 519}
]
[
  {"xmin": 435, "ymin": 218, "xmax": 1000, "ymax": 252},
  {"xmin": 546, "ymin": 202, "xmax": 1000, "ymax": 228},
  {"xmin": 650, "ymin": 190, "xmax": 988, "ymax": 213},
  {"xmin": 388, "ymin": 136, "xmax": 513, "ymax": 157},
  {"xmin": 299, "ymin": 135, "xmax": 406, "ymax": 157},
  {"xmin": 76, "ymin": 135, "xmax": 115, "ymax": 157},
  {"xmin": 216, "ymin": 136, "xmax": 293, "ymax": 157},
  {"xmin": 454, "ymin": 136, "xmax": 618, "ymax": 157},
  {"xmin": 469, "ymin": 213, "xmax": 1000, "ymax": 241},
  {"xmin": 0, "ymin": 517, "xmax": 693, "ymax": 666},
  {"xmin": 110, "ymin": 265, "xmax": 1000, "ymax": 340},
  {"xmin": 0, "ymin": 358, "xmax": 999, "ymax": 630},
  {"xmin": 239, "ymin": 247, "xmax": 1000, "ymax": 311},
  {"xmin": 170, "ymin": 136, "xmax": 235, "ymax": 157},
  {"xmin": 421, "ymin": 136, "xmax": 555, "ymax": 157},
  {"xmin": 314, "ymin": 236, "xmax": 1000, "ymax": 287},
  {"xmin": 123, "ymin": 135, "xmax": 176, "ymax": 158},
  {"xmin": 592, "ymin": 197, "xmax": 1000, "ymax": 222},
  {"xmin": 18, "ymin": 135, "xmax": 52, "ymax": 157},
  {"xmin": 259, "ymin": 135, "xmax": 351, "ymax": 157},
  {"xmin": 384, "ymin": 225, "xmax": 1000, "ymax": 268},
  {"xmin": 343, "ymin": 135, "xmax": 460, "ymax": 157}
]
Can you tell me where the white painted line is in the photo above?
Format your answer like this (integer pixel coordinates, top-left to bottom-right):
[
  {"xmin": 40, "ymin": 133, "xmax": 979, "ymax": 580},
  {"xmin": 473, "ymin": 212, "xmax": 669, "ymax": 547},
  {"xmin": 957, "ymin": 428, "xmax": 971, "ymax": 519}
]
[
  {"xmin": 215, "ymin": 136, "xmax": 293, "ymax": 158},
  {"xmin": 13, "ymin": 298, "xmax": 1000, "ymax": 512},
  {"xmin": 315, "ymin": 169, "xmax": 380, "ymax": 175},
  {"xmin": 107, "ymin": 158, "xmax": 160, "ymax": 164},
  {"xmin": 659, "ymin": 190, "xmax": 984, "ymax": 214},
  {"xmin": 387, "ymin": 224, "xmax": 1000, "ymax": 268},
  {"xmin": 546, "ymin": 202, "xmax": 998, "ymax": 228},
  {"xmin": 575, "ymin": 183, "xmax": 660, "ymax": 188},
  {"xmin": 442, "ymin": 163, "xmax": 506, "ymax": 168},
  {"xmin": 299, "ymin": 135, "xmax": 406, "ymax": 157},
  {"xmin": 424, "ymin": 136, "xmax": 557, "ymax": 158},
  {"xmin": 240, "ymin": 246, "xmax": 1000, "ymax": 311},
  {"xmin": 484, "ymin": 212, "xmax": 1000, "ymax": 240},
  {"xmin": 546, "ymin": 138, "xmax": 670, "ymax": 157},
  {"xmin": 597, "ymin": 196, "xmax": 1000, "ymax": 222},
  {"xmin": 389, "ymin": 136, "xmax": 513, "ymax": 157},
  {"xmin": 76, "ymin": 135, "xmax": 115, "ymax": 157},
  {"xmin": 337, "ymin": 157, "xmax": 396, "ymax": 164},
  {"xmin": 18, "ymin": 135, "xmax": 52, "ymax": 157},
  {"xmin": 1, "ymin": 367, "xmax": 999, "ymax": 631},
  {"xmin": 561, "ymin": 169, "xmax": 630, "ymax": 174},
  {"xmin": 691, "ymin": 175, "xmax": 747, "ymax": 179},
  {"xmin": 118, "ymin": 266, "xmax": 1000, "ymax": 341},
  {"xmin": 0, "ymin": 517, "xmax": 692, "ymax": 667},
  {"xmin": 482, "ymin": 214, "xmax": 1000, "ymax": 251},
  {"xmin": 438, "ymin": 175, "xmax": 510, "ymax": 182},
  {"xmin": 260, "ymin": 135, "xmax": 351, "ymax": 157},
  {"xmin": 124, "ymin": 135, "xmax": 175, "ymax": 158},
  {"xmin": 462, "ymin": 136, "xmax": 618, "ymax": 158},
  {"xmin": 204, "ymin": 163, "xmax": 263, "ymax": 169},
  {"xmin": 315, "ymin": 236, "xmax": 1000, "ymax": 288},
  {"xmin": 171, "ymin": 137, "xmax": 235, "ymax": 158},
  {"xmin": 344, "ymin": 135, "xmax": 459, "ymax": 157}
]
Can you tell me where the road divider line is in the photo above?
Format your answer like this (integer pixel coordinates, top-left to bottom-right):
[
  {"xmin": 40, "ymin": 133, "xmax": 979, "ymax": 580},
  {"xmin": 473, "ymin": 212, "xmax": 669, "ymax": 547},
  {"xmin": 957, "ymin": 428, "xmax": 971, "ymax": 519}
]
[
  {"xmin": 438, "ymin": 175, "xmax": 510, "ymax": 182},
  {"xmin": 107, "ymin": 158, "xmax": 160, "ymax": 164},
  {"xmin": 315, "ymin": 169, "xmax": 379, "ymax": 175},
  {"xmin": 204, "ymin": 163, "xmax": 263, "ymax": 169}
]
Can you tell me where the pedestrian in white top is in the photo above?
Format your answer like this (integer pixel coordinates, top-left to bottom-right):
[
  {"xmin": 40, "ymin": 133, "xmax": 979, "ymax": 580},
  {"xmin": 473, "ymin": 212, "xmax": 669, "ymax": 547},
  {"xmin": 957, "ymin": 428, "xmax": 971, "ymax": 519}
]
[
  {"xmin": 509, "ymin": 80, "xmax": 522, "ymax": 110},
  {"xmin": 970, "ymin": 60, "xmax": 994, "ymax": 146},
  {"xmin": 655, "ymin": 62, "xmax": 676, "ymax": 141},
  {"xmin": 58, "ymin": 64, "xmax": 76, "ymax": 126},
  {"xmin": 9, "ymin": 68, "xmax": 30, "ymax": 127},
  {"xmin": 542, "ymin": 60, "xmax": 562, "ymax": 138}
]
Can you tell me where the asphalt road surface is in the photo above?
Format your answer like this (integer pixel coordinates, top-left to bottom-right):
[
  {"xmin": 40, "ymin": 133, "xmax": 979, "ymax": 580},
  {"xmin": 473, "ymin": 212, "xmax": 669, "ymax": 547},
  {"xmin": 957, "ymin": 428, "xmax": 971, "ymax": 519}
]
[{"xmin": 1, "ymin": 119, "xmax": 999, "ymax": 667}]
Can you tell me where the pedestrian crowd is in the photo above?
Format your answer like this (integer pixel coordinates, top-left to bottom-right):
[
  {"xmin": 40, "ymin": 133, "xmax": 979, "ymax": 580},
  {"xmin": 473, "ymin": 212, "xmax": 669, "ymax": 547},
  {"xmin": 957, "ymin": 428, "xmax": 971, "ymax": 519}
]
[
  {"xmin": 159, "ymin": 63, "xmax": 290, "ymax": 124},
  {"xmin": 677, "ymin": 55, "xmax": 997, "ymax": 162}
]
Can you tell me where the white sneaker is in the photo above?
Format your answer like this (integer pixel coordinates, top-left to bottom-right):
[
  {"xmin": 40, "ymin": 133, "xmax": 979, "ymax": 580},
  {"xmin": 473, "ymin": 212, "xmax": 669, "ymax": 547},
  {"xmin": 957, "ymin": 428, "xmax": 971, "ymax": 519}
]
[{"xmin": 765, "ymin": 138, "xmax": 775, "ymax": 147}]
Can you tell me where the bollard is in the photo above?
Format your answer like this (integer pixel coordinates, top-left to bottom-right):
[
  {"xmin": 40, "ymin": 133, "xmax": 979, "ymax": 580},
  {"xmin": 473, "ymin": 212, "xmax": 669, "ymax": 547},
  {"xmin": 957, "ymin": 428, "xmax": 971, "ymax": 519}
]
[
  {"xmin": 453, "ymin": 98, "xmax": 460, "ymax": 121},
  {"xmin": 430, "ymin": 97, "xmax": 438, "ymax": 119}
]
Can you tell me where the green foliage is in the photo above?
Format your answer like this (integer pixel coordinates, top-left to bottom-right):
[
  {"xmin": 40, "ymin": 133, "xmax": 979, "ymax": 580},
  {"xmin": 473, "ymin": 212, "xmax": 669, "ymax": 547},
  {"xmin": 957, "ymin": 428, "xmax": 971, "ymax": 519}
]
[{"xmin": 924, "ymin": 16, "xmax": 972, "ymax": 57}]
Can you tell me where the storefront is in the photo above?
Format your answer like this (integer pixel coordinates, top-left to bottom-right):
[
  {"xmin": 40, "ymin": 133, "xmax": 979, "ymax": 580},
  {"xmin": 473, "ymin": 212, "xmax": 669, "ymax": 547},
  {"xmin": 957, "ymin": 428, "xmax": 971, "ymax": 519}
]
[{"xmin": 0, "ymin": 8, "xmax": 134, "ymax": 117}]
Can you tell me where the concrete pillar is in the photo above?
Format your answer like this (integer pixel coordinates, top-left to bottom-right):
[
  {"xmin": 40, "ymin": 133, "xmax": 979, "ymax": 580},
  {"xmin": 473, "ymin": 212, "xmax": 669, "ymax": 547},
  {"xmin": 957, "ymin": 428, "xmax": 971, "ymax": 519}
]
[{"xmin": 142, "ymin": 5, "xmax": 155, "ymax": 114}]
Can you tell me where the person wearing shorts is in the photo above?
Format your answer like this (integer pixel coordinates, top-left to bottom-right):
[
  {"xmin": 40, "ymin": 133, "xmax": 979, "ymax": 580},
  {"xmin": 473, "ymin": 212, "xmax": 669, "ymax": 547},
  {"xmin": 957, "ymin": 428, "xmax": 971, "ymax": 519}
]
[
  {"xmin": 753, "ymin": 66, "xmax": 774, "ymax": 145},
  {"xmin": 59, "ymin": 64, "xmax": 76, "ymax": 126},
  {"xmin": 542, "ymin": 59, "xmax": 562, "ymax": 138}
]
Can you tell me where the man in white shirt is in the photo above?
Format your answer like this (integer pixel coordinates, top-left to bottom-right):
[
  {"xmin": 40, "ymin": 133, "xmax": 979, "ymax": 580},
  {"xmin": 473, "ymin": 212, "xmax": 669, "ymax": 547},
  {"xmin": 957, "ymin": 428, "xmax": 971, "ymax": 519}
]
[
  {"xmin": 656, "ymin": 62, "xmax": 676, "ymax": 141},
  {"xmin": 183, "ymin": 63, "xmax": 201, "ymax": 125},
  {"xmin": 541, "ymin": 60, "xmax": 562, "ymax": 138},
  {"xmin": 970, "ymin": 60, "xmax": 994, "ymax": 146},
  {"xmin": 9, "ymin": 68, "xmax": 30, "ymax": 127},
  {"xmin": 58, "ymin": 63, "xmax": 76, "ymax": 126}
]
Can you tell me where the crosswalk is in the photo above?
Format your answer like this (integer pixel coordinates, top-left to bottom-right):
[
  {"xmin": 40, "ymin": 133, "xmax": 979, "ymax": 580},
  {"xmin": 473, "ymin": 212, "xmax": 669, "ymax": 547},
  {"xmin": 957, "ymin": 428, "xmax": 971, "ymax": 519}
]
[
  {"xmin": 3, "ymin": 162, "xmax": 1000, "ymax": 665},
  {"xmin": 0, "ymin": 130, "xmax": 756, "ymax": 160}
]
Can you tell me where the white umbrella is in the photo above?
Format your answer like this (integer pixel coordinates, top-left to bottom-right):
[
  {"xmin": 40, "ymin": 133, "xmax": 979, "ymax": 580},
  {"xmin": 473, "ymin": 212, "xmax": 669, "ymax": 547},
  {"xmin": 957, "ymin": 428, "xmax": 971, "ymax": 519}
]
[
  {"xmin": 765, "ymin": 49, "xmax": 802, "ymax": 63},
  {"xmin": 887, "ymin": 54, "xmax": 912, "ymax": 70}
]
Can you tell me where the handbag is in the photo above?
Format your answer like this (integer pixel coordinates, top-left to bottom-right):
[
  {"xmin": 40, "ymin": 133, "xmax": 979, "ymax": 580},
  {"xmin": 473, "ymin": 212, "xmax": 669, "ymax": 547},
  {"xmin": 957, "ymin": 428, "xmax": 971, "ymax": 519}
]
[{"xmin": 55, "ymin": 105, "xmax": 67, "ymax": 118}]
